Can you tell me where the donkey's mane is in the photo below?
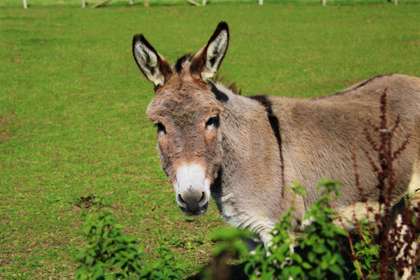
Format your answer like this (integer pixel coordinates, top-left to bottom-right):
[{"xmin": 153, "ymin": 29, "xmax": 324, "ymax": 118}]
[
  {"xmin": 174, "ymin": 54, "xmax": 192, "ymax": 73},
  {"xmin": 213, "ymin": 74, "xmax": 241, "ymax": 95},
  {"xmin": 174, "ymin": 53, "xmax": 241, "ymax": 95}
]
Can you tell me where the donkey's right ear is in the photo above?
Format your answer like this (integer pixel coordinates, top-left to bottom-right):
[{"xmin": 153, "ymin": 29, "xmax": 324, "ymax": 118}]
[
  {"xmin": 190, "ymin": 22, "xmax": 229, "ymax": 81},
  {"xmin": 132, "ymin": 34, "xmax": 172, "ymax": 88}
]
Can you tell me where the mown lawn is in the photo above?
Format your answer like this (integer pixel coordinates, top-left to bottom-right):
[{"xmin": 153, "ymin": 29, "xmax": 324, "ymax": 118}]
[{"xmin": 1, "ymin": 2, "xmax": 420, "ymax": 279}]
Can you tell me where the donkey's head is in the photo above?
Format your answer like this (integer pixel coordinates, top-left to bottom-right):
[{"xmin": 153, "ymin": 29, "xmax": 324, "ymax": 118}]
[{"xmin": 132, "ymin": 22, "xmax": 230, "ymax": 216}]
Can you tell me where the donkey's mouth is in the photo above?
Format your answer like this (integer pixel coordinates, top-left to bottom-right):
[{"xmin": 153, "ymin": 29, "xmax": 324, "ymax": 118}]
[{"xmin": 179, "ymin": 202, "xmax": 208, "ymax": 216}]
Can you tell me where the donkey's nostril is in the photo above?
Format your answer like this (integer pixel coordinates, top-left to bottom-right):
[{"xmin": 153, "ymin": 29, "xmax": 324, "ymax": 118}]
[
  {"xmin": 178, "ymin": 194, "xmax": 187, "ymax": 205},
  {"xmin": 198, "ymin": 192, "xmax": 208, "ymax": 208},
  {"xmin": 178, "ymin": 191, "xmax": 208, "ymax": 212},
  {"xmin": 177, "ymin": 191, "xmax": 208, "ymax": 215},
  {"xmin": 199, "ymin": 192, "xmax": 206, "ymax": 203}
]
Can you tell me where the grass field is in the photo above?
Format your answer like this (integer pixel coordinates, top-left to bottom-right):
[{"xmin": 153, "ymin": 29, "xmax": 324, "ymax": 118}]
[
  {"xmin": 2, "ymin": 0, "xmax": 420, "ymax": 8},
  {"xmin": 1, "ymin": 2, "xmax": 420, "ymax": 279}
]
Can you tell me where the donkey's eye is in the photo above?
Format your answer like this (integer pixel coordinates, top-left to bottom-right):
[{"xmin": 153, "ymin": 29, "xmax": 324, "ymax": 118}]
[
  {"xmin": 205, "ymin": 115, "xmax": 220, "ymax": 129},
  {"xmin": 155, "ymin": 122, "xmax": 166, "ymax": 134}
]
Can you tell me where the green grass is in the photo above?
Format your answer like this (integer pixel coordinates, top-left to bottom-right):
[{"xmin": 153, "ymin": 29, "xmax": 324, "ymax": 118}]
[
  {"xmin": 2, "ymin": 0, "xmax": 420, "ymax": 8},
  {"xmin": 1, "ymin": 2, "xmax": 420, "ymax": 279}
]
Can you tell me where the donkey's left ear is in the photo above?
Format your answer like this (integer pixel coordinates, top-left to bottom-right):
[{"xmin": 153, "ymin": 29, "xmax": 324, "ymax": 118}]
[
  {"xmin": 190, "ymin": 22, "xmax": 229, "ymax": 81},
  {"xmin": 132, "ymin": 34, "xmax": 172, "ymax": 88}
]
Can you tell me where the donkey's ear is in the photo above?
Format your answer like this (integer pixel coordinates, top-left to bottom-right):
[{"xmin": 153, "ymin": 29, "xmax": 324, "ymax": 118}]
[
  {"xmin": 190, "ymin": 22, "xmax": 229, "ymax": 81},
  {"xmin": 132, "ymin": 34, "xmax": 172, "ymax": 87}
]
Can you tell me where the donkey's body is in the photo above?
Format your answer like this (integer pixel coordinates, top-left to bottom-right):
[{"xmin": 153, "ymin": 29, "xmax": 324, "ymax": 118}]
[
  {"xmin": 211, "ymin": 74, "xmax": 420, "ymax": 243},
  {"xmin": 132, "ymin": 22, "xmax": 420, "ymax": 245}
]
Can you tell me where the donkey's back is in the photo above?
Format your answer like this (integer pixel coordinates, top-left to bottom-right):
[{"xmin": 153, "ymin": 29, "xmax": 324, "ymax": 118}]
[{"xmin": 270, "ymin": 74, "xmax": 420, "ymax": 207}]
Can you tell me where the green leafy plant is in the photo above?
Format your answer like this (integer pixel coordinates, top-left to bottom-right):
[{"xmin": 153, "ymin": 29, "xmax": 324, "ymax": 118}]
[
  {"xmin": 245, "ymin": 210, "xmax": 300, "ymax": 280},
  {"xmin": 297, "ymin": 180, "xmax": 348, "ymax": 279},
  {"xmin": 141, "ymin": 245, "xmax": 185, "ymax": 280},
  {"xmin": 75, "ymin": 211, "xmax": 185, "ymax": 280},
  {"xmin": 352, "ymin": 221, "xmax": 380, "ymax": 280},
  {"xmin": 243, "ymin": 180, "xmax": 348, "ymax": 280},
  {"xmin": 210, "ymin": 227, "xmax": 251, "ymax": 259},
  {"xmin": 75, "ymin": 211, "xmax": 145, "ymax": 279}
]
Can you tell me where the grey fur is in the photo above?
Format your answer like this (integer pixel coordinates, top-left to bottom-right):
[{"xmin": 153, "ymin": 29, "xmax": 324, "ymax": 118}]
[{"xmin": 211, "ymin": 74, "xmax": 420, "ymax": 243}]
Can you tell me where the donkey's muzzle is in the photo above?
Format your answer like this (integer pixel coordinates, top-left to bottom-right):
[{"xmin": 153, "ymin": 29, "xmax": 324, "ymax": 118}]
[{"xmin": 177, "ymin": 191, "xmax": 208, "ymax": 216}]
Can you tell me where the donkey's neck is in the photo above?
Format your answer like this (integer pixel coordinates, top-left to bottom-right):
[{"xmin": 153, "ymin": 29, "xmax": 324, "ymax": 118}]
[{"xmin": 210, "ymin": 82, "xmax": 293, "ymax": 233}]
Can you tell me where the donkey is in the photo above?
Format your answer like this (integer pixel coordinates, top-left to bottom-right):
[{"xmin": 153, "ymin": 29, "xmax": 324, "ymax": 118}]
[{"xmin": 132, "ymin": 22, "xmax": 420, "ymax": 245}]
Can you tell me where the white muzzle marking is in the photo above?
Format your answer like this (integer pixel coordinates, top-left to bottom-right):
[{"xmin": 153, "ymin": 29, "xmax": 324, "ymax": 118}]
[{"xmin": 174, "ymin": 163, "xmax": 210, "ymax": 208}]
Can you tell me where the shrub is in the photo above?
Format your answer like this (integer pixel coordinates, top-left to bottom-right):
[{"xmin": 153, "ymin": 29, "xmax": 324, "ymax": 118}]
[
  {"xmin": 140, "ymin": 246, "xmax": 185, "ymax": 280},
  {"xmin": 75, "ymin": 211, "xmax": 185, "ymax": 280},
  {"xmin": 210, "ymin": 227, "xmax": 251, "ymax": 259},
  {"xmin": 75, "ymin": 211, "xmax": 145, "ymax": 279},
  {"xmin": 244, "ymin": 180, "xmax": 348, "ymax": 280},
  {"xmin": 352, "ymin": 221, "xmax": 380, "ymax": 280}
]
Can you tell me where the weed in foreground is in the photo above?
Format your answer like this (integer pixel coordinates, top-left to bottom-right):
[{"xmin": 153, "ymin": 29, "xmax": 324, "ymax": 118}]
[
  {"xmin": 347, "ymin": 89, "xmax": 419, "ymax": 280},
  {"xmin": 75, "ymin": 210, "xmax": 185, "ymax": 280}
]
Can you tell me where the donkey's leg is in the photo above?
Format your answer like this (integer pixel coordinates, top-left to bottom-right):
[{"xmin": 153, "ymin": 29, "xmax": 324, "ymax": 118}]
[
  {"xmin": 228, "ymin": 212, "xmax": 275, "ymax": 248},
  {"xmin": 259, "ymin": 229, "xmax": 273, "ymax": 248}
]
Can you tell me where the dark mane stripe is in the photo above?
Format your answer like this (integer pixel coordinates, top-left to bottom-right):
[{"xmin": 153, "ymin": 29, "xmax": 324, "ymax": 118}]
[
  {"xmin": 209, "ymin": 81, "xmax": 229, "ymax": 102},
  {"xmin": 249, "ymin": 95, "xmax": 285, "ymax": 195},
  {"xmin": 213, "ymin": 74, "xmax": 241, "ymax": 95}
]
